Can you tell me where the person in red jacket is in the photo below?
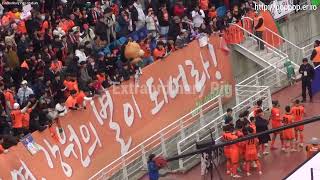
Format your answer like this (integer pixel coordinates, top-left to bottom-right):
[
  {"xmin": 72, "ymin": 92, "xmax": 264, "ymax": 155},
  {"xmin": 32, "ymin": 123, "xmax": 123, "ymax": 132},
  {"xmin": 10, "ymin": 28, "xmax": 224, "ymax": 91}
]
[{"xmin": 173, "ymin": 1, "xmax": 186, "ymax": 17}]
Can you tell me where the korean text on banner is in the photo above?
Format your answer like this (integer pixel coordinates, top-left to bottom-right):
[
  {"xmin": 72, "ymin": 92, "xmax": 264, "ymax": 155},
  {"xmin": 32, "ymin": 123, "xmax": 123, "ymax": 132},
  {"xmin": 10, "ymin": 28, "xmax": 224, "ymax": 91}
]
[{"xmin": 0, "ymin": 35, "xmax": 235, "ymax": 180}]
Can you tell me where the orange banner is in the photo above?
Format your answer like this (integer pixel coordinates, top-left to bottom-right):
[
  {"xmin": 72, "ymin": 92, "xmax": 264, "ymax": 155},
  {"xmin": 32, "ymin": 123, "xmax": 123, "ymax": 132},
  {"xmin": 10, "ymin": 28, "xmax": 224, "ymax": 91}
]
[{"xmin": 0, "ymin": 35, "xmax": 235, "ymax": 179}]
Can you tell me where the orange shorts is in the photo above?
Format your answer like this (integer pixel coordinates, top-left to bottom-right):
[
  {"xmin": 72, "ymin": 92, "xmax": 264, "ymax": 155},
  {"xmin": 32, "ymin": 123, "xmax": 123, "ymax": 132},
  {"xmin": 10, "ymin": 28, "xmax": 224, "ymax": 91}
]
[
  {"xmin": 283, "ymin": 129, "xmax": 294, "ymax": 140},
  {"xmin": 295, "ymin": 125, "xmax": 304, "ymax": 131},
  {"xmin": 244, "ymin": 153, "xmax": 258, "ymax": 161}
]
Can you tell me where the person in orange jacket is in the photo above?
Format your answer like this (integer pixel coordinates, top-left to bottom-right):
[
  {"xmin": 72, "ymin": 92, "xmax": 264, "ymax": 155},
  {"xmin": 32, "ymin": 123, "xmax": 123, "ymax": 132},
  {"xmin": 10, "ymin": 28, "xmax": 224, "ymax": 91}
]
[
  {"xmin": 243, "ymin": 127, "xmax": 262, "ymax": 176},
  {"xmin": 11, "ymin": 102, "xmax": 31, "ymax": 137},
  {"xmin": 269, "ymin": 100, "xmax": 284, "ymax": 150},
  {"xmin": 282, "ymin": 106, "xmax": 297, "ymax": 153},
  {"xmin": 291, "ymin": 99, "xmax": 305, "ymax": 147},
  {"xmin": 306, "ymin": 137, "xmax": 320, "ymax": 159}
]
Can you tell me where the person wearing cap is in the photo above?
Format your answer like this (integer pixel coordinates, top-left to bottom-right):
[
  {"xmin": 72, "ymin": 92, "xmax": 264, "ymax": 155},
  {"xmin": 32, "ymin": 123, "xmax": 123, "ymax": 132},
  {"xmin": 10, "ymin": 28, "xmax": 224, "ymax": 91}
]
[
  {"xmin": 299, "ymin": 58, "xmax": 315, "ymax": 103},
  {"xmin": 306, "ymin": 138, "xmax": 320, "ymax": 158},
  {"xmin": 17, "ymin": 80, "xmax": 34, "ymax": 106},
  {"xmin": 147, "ymin": 153, "xmax": 159, "ymax": 180},
  {"xmin": 255, "ymin": 108, "xmax": 271, "ymax": 155},
  {"xmin": 11, "ymin": 102, "xmax": 31, "ymax": 137}
]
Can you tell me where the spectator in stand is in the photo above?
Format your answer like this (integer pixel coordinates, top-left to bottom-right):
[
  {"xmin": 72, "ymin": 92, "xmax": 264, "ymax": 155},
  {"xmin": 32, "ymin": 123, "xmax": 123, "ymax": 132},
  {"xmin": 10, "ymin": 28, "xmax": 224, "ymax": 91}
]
[
  {"xmin": 175, "ymin": 29, "xmax": 189, "ymax": 49},
  {"xmin": 104, "ymin": 8, "xmax": 117, "ymax": 44},
  {"xmin": 133, "ymin": 0, "xmax": 146, "ymax": 30},
  {"xmin": 157, "ymin": 4, "xmax": 170, "ymax": 36},
  {"xmin": 173, "ymin": 1, "xmax": 186, "ymax": 17},
  {"xmin": 146, "ymin": 8, "xmax": 159, "ymax": 38},
  {"xmin": 191, "ymin": 6, "xmax": 205, "ymax": 29},
  {"xmin": 168, "ymin": 16, "xmax": 181, "ymax": 42},
  {"xmin": 140, "ymin": 38, "xmax": 154, "ymax": 66},
  {"xmin": 65, "ymin": 90, "xmax": 79, "ymax": 111},
  {"xmin": 17, "ymin": 80, "xmax": 34, "ymax": 106},
  {"xmin": 153, "ymin": 41, "xmax": 166, "ymax": 61}
]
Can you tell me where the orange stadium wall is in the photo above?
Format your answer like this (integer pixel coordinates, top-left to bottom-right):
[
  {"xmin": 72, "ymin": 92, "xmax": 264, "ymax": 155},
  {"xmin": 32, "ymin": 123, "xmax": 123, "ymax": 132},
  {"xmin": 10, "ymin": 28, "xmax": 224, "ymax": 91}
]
[{"xmin": 0, "ymin": 35, "xmax": 235, "ymax": 179}]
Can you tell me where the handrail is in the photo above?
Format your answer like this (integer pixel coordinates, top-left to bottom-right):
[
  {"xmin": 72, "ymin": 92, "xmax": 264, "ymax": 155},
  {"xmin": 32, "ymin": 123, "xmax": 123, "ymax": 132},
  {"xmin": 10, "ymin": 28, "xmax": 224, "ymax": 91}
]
[
  {"xmin": 177, "ymin": 86, "xmax": 270, "ymax": 153},
  {"xmin": 89, "ymin": 95, "xmax": 222, "ymax": 179},
  {"xmin": 178, "ymin": 86, "xmax": 269, "ymax": 143},
  {"xmin": 242, "ymin": 17, "xmax": 303, "ymax": 50},
  {"xmin": 230, "ymin": 23, "xmax": 287, "ymax": 59}
]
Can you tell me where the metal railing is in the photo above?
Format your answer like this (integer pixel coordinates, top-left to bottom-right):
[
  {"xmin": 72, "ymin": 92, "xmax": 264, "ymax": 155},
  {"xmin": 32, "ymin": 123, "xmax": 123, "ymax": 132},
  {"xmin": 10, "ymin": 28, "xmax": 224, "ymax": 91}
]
[
  {"xmin": 242, "ymin": 17, "xmax": 315, "ymax": 65},
  {"xmin": 89, "ymin": 96, "xmax": 223, "ymax": 180},
  {"xmin": 177, "ymin": 86, "xmax": 272, "ymax": 170}
]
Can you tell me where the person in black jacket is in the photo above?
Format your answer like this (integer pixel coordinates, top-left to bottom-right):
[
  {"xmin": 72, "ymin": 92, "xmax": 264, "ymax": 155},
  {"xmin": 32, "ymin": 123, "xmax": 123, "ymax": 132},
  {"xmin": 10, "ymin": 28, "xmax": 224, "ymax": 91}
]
[
  {"xmin": 299, "ymin": 58, "xmax": 315, "ymax": 102},
  {"xmin": 255, "ymin": 109, "xmax": 270, "ymax": 155}
]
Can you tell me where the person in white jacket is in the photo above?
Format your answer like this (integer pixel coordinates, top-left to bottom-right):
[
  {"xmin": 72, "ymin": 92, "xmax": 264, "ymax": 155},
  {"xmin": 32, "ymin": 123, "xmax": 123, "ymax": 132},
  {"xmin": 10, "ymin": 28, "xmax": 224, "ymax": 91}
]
[
  {"xmin": 145, "ymin": 8, "xmax": 159, "ymax": 38},
  {"xmin": 133, "ymin": 0, "xmax": 146, "ymax": 30},
  {"xmin": 191, "ymin": 6, "xmax": 205, "ymax": 28}
]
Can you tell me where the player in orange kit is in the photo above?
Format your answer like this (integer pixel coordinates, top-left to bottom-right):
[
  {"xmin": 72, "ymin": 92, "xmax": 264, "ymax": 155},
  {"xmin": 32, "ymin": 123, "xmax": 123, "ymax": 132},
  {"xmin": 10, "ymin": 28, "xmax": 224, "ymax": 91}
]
[
  {"xmin": 282, "ymin": 106, "xmax": 297, "ymax": 153},
  {"xmin": 243, "ymin": 127, "xmax": 262, "ymax": 176},
  {"xmin": 253, "ymin": 100, "xmax": 263, "ymax": 117},
  {"xmin": 291, "ymin": 99, "xmax": 305, "ymax": 147},
  {"xmin": 222, "ymin": 124, "xmax": 233, "ymax": 175},
  {"xmin": 223, "ymin": 125, "xmax": 241, "ymax": 178},
  {"xmin": 269, "ymin": 100, "xmax": 284, "ymax": 150}
]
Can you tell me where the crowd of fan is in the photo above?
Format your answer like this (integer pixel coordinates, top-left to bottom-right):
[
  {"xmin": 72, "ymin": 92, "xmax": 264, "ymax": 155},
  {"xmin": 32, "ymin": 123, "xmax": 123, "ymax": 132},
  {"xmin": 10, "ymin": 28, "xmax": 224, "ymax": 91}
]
[{"xmin": 0, "ymin": 0, "xmax": 261, "ymax": 151}]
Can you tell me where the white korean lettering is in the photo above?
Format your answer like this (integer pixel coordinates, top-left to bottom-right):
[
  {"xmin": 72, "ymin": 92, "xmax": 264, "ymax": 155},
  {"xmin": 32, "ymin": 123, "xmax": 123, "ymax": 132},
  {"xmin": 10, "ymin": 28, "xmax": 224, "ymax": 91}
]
[
  {"xmin": 68, "ymin": 125, "xmax": 90, "ymax": 167},
  {"xmin": 43, "ymin": 139, "xmax": 73, "ymax": 177},
  {"xmin": 11, "ymin": 160, "xmax": 36, "ymax": 180},
  {"xmin": 131, "ymin": 95, "xmax": 142, "ymax": 118},
  {"xmin": 123, "ymin": 103, "xmax": 134, "ymax": 127},
  {"xmin": 57, "ymin": 127, "xmax": 66, "ymax": 144},
  {"xmin": 37, "ymin": 144, "xmax": 54, "ymax": 168},
  {"xmin": 146, "ymin": 77, "xmax": 164, "ymax": 115},
  {"xmin": 185, "ymin": 60, "xmax": 206, "ymax": 93},
  {"xmin": 200, "ymin": 52, "xmax": 211, "ymax": 79},
  {"xmin": 90, "ymin": 91, "xmax": 131, "ymax": 155},
  {"xmin": 88, "ymin": 122, "xmax": 102, "ymax": 156},
  {"xmin": 159, "ymin": 79, "xmax": 168, "ymax": 103},
  {"xmin": 80, "ymin": 125, "xmax": 90, "ymax": 144}
]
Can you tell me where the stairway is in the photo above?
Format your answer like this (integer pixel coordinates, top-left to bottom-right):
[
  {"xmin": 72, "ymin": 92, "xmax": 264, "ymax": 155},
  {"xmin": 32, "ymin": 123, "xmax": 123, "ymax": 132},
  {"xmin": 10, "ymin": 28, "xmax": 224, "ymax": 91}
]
[{"xmin": 230, "ymin": 18, "xmax": 302, "ymax": 80}]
